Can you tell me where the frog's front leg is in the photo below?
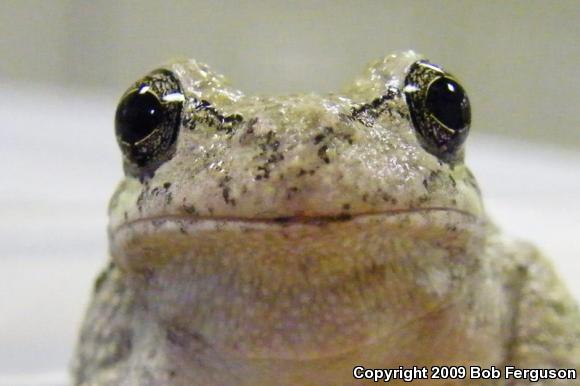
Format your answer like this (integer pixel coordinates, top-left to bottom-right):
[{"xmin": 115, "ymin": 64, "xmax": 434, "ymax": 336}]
[
  {"xmin": 502, "ymin": 242, "xmax": 580, "ymax": 385},
  {"xmin": 72, "ymin": 262, "xmax": 135, "ymax": 386}
]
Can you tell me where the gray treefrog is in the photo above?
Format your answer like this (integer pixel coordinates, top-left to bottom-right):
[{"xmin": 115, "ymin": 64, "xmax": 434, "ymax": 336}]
[{"xmin": 72, "ymin": 51, "xmax": 580, "ymax": 385}]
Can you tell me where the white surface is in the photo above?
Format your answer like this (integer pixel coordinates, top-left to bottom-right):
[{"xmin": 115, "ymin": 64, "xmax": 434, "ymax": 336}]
[{"xmin": 0, "ymin": 84, "xmax": 578, "ymax": 384}]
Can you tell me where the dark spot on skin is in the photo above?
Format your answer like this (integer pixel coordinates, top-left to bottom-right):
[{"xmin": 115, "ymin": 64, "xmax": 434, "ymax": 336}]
[
  {"xmin": 136, "ymin": 190, "xmax": 146, "ymax": 210},
  {"xmin": 187, "ymin": 98, "xmax": 244, "ymax": 134},
  {"xmin": 143, "ymin": 184, "xmax": 173, "ymax": 206},
  {"xmin": 246, "ymin": 117, "xmax": 258, "ymax": 134},
  {"xmin": 313, "ymin": 126, "xmax": 353, "ymax": 150},
  {"xmin": 313, "ymin": 126, "xmax": 335, "ymax": 145},
  {"xmin": 465, "ymin": 168, "xmax": 481, "ymax": 195},
  {"xmin": 297, "ymin": 168, "xmax": 316, "ymax": 177},
  {"xmin": 449, "ymin": 175, "xmax": 456, "ymax": 188},
  {"xmin": 224, "ymin": 114, "xmax": 243, "ymax": 125},
  {"xmin": 422, "ymin": 170, "xmax": 444, "ymax": 193},
  {"xmin": 366, "ymin": 262, "xmax": 387, "ymax": 279},
  {"xmin": 100, "ymin": 329, "xmax": 133, "ymax": 368},
  {"xmin": 342, "ymin": 133, "xmax": 354, "ymax": 145},
  {"xmin": 381, "ymin": 193, "xmax": 397, "ymax": 205},
  {"xmin": 183, "ymin": 204, "xmax": 197, "ymax": 215},
  {"xmin": 163, "ymin": 182, "xmax": 171, "ymax": 189},
  {"xmin": 222, "ymin": 187, "xmax": 234, "ymax": 205},
  {"xmin": 238, "ymin": 117, "xmax": 259, "ymax": 145},
  {"xmin": 256, "ymin": 166, "xmax": 270, "ymax": 180},
  {"xmin": 351, "ymin": 87, "xmax": 400, "ymax": 126},
  {"xmin": 371, "ymin": 97, "xmax": 385, "ymax": 108},
  {"xmin": 286, "ymin": 187, "xmax": 299, "ymax": 199},
  {"xmin": 183, "ymin": 113, "xmax": 197, "ymax": 131},
  {"xmin": 268, "ymin": 153, "xmax": 283, "ymax": 163},
  {"xmin": 198, "ymin": 99, "xmax": 212, "ymax": 109},
  {"xmin": 516, "ymin": 264, "xmax": 528, "ymax": 276},
  {"xmin": 313, "ymin": 133, "xmax": 325, "ymax": 144},
  {"xmin": 166, "ymin": 326, "xmax": 208, "ymax": 350},
  {"xmin": 219, "ymin": 176, "xmax": 236, "ymax": 206},
  {"xmin": 342, "ymin": 203, "xmax": 351, "ymax": 210},
  {"xmin": 255, "ymin": 130, "xmax": 284, "ymax": 180},
  {"xmin": 418, "ymin": 195, "xmax": 429, "ymax": 204},
  {"xmin": 265, "ymin": 131, "xmax": 277, "ymax": 147},
  {"xmin": 362, "ymin": 193, "xmax": 369, "ymax": 202},
  {"xmin": 318, "ymin": 145, "xmax": 330, "ymax": 163},
  {"xmin": 124, "ymin": 211, "xmax": 128, "ymax": 221}
]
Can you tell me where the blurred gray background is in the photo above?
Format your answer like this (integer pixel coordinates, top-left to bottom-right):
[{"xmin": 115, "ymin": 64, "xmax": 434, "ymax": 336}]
[
  {"xmin": 0, "ymin": 1, "xmax": 579, "ymax": 385},
  {"xmin": 1, "ymin": 0, "xmax": 579, "ymax": 147}
]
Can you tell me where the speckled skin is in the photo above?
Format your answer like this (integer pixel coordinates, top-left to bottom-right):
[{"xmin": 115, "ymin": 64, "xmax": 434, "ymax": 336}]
[{"xmin": 72, "ymin": 51, "xmax": 580, "ymax": 385}]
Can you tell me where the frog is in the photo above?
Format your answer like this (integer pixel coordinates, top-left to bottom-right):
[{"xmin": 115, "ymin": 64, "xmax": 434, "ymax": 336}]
[{"xmin": 71, "ymin": 50, "xmax": 580, "ymax": 386}]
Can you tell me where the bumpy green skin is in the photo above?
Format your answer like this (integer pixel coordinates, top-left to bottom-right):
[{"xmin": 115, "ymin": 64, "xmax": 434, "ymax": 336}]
[{"xmin": 72, "ymin": 51, "xmax": 580, "ymax": 385}]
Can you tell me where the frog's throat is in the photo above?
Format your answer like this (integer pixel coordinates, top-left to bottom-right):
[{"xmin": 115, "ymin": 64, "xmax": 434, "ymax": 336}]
[{"xmin": 110, "ymin": 208, "xmax": 488, "ymax": 361}]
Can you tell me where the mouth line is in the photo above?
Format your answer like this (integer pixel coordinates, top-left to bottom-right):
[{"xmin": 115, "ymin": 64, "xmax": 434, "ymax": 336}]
[{"xmin": 114, "ymin": 207, "xmax": 480, "ymax": 233}]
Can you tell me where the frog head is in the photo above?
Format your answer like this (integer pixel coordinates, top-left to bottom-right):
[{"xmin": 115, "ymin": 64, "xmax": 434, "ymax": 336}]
[
  {"xmin": 110, "ymin": 50, "xmax": 481, "ymax": 227},
  {"xmin": 107, "ymin": 50, "xmax": 486, "ymax": 359}
]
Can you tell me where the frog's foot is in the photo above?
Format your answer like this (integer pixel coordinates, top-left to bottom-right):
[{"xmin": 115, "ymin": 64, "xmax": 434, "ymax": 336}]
[{"xmin": 501, "ymin": 241, "xmax": 580, "ymax": 385}]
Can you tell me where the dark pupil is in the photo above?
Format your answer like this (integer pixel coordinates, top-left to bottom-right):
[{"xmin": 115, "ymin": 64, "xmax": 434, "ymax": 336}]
[
  {"xmin": 115, "ymin": 87, "xmax": 163, "ymax": 144},
  {"xmin": 425, "ymin": 77, "xmax": 469, "ymax": 131}
]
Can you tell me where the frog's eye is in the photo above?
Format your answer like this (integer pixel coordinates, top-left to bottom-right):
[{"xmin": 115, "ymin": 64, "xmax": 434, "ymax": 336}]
[
  {"xmin": 115, "ymin": 70, "xmax": 184, "ymax": 174},
  {"xmin": 404, "ymin": 60, "xmax": 471, "ymax": 161}
]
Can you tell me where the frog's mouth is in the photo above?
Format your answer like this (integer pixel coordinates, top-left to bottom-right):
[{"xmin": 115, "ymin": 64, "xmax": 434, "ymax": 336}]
[
  {"xmin": 113, "ymin": 206, "xmax": 478, "ymax": 229},
  {"xmin": 110, "ymin": 207, "xmax": 484, "ymax": 274}
]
